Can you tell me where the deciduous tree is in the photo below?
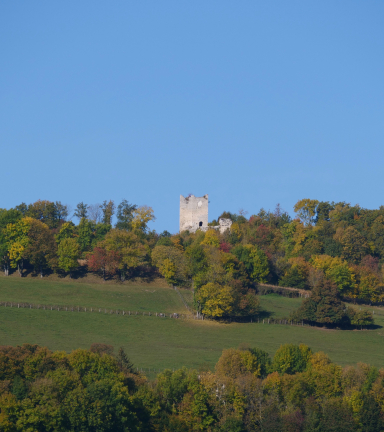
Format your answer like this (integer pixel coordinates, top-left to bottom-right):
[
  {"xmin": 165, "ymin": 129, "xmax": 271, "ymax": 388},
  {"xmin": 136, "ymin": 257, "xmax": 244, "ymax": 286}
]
[
  {"xmin": 23, "ymin": 219, "xmax": 57, "ymax": 277},
  {"xmin": 131, "ymin": 206, "xmax": 156, "ymax": 233},
  {"xmin": 292, "ymin": 279, "xmax": 349, "ymax": 326},
  {"xmin": 101, "ymin": 229, "xmax": 149, "ymax": 280},
  {"xmin": 294, "ymin": 199, "xmax": 319, "ymax": 226},
  {"xmin": 101, "ymin": 200, "xmax": 115, "ymax": 226},
  {"xmin": 58, "ymin": 238, "xmax": 81, "ymax": 277},
  {"xmin": 116, "ymin": 199, "xmax": 137, "ymax": 230},
  {"xmin": 74, "ymin": 202, "xmax": 88, "ymax": 220},
  {"xmin": 196, "ymin": 282, "xmax": 234, "ymax": 317},
  {"xmin": 87, "ymin": 247, "xmax": 120, "ymax": 280}
]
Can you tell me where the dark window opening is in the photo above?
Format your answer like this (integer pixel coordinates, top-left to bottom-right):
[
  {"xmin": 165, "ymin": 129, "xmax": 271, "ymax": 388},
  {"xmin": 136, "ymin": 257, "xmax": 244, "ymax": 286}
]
[{"xmin": 199, "ymin": 221, "xmax": 203, "ymax": 227}]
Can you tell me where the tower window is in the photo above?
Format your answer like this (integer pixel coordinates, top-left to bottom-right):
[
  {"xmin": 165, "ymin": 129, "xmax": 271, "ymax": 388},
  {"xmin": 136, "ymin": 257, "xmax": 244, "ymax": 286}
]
[{"xmin": 199, "ymin": 221, "xmax": 203, "ymax": 227}]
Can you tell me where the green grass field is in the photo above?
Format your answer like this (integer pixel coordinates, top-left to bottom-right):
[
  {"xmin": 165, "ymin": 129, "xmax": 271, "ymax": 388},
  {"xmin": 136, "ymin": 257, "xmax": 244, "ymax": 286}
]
[
  {"xmin": 0, "ymin": 275, "xmax": 192, "ymax": 314},
  {"xmin": 0, "ymin": 276, "xmax": 383, "ymax": 377}
]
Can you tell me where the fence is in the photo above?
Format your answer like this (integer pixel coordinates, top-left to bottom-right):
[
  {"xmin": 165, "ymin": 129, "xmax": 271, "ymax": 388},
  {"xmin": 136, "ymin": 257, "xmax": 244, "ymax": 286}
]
[
  {"xmin": 0, "ymin": 301, "xmax": 196, "ymax": 319},
  {"xmin": 174, "ymin": 286, "xmax": 192, "ymax": 311},
  {"xmin": 0, "ymin": 300, "xmax": 318, "ymax": 327}
]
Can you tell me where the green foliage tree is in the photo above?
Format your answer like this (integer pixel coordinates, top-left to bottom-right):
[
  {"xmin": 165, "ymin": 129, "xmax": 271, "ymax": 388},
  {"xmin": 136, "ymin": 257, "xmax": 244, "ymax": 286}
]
[
  {"xmin": 54, "ymin": 201, "xmax": 69, "ymax": 222},
  {"xmin": 101, "ymin": 229, "xmax": 149, "ymax": 280},
  {"xmin": 74, "ymin": 202, "xmax": 88, "ymax": 220},
  {"xmin": 26, "ymin": 200, "xmax": 59, "ymax": 228},
  {"xmin": 152, "ymin": 245, "xmax": 188, "ymax": 286},
  {"xmin": 55, "ymin": 221, "xmax": 76, "ymax": 243},
  {"xmin": 292, "ymin": 279, "xmax": 350, "ymax": 326},
  {"xmin": 279, "ymin": 265, "xmax": 308, "ymax": 289},
  {"xmin": 249, "ymin": 347, "xmax": 272, "ymax": 377},
  {"xmin": 232, "ymin": 244, "xmax": 269, "ymax": 283},
  {"xmin": 23, "ymin": 219, "xmax": 57, "ymax": 277},
  {"xmin": 101, "ymin": 200, "xmax": 116, "ymax": 226},
  {"xmin": 341, "ymin": 226, "xmax": 369, "ymax": 264},
  {"xmin": 116, "ymin": 199, "xmax": 137, "ymax": 230},
  {"xmin": 58, "ymin": 238, "xmax": 81, "ymax": 277},
  {"xmin": 349, "ymin": 309, "xmax": 374, "ymax": 329},
  {"xmin": 272, "ymin": 344, "xmax": 311, "ymax": 375}
]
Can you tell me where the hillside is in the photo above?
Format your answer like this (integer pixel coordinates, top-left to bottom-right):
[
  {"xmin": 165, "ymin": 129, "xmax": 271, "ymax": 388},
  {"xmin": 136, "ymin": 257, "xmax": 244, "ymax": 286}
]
[{"xmin": 0, "ymin": 276, "xmax": 383, "ymax": 375}]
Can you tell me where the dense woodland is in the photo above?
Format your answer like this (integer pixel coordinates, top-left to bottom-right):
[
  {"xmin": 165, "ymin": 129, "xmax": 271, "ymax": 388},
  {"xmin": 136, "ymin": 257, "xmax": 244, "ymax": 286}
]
[
  {"xmin": 1, "ymin": 198, "xmax": 384, "ymax": 323},
  {"xmin": 0, "ymin": 342, "xmax": 383, "ymax": 431}
]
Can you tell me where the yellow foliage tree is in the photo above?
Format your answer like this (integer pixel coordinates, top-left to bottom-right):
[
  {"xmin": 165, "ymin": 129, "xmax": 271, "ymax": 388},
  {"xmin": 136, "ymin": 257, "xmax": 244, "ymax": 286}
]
[
  {"xmin": 196, "ymin": 282, "xmax": 234, "ymax": 317},
  {"xmin": 131, "ymin": 206, "xmax": 156, "ymax": 232},
  {"xmin": 215, "ymin": 348, "xmax": 261, "ymax": 380},
  {"xmin": 293, "ymin": 199, "xmax": 319, "ymax": 226},
  {"xmin": 159, "ymin": 258, "xmax": 177, "ymax": 285},
  {"xmin": 4, "ymin": 217, "xmax": 33, "ymax": 275},
  {"xmin": 201, "ymin": 229, "xmax": 220, "ymax": 248}
]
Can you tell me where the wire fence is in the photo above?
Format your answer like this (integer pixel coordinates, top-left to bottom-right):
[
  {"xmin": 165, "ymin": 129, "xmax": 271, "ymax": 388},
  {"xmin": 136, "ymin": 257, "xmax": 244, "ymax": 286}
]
[
  {"xmin": 0, "ymin": 300, "xmax": 377, "ymax": 330},
  {"xmin": 174, "ymin": 286, "xmax": 192, "ymax": 311},
  {"xmin": 0, "ymin": 300, "xmax": 321, "ymax": 327},
  {"xmin": 0, "ymin": 301, "xmax": 196, "ymax": 319}
]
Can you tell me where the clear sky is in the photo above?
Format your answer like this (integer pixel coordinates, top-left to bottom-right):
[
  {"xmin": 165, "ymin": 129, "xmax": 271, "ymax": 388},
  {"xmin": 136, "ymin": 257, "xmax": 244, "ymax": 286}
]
[{"xmin": 1, "ymin": 1, "xmax": 383, "ymax": 233}]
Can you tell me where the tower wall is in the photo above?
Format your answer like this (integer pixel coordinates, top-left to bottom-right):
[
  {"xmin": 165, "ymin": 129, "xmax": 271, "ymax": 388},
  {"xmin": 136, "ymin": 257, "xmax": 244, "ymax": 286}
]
[{"xmin": 180, "ymin": 194, "xmax": 209, "ymax": 233}]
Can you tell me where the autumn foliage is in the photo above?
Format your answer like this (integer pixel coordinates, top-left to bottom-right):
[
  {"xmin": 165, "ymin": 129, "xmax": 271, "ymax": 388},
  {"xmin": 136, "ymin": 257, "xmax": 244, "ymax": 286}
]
[{"xmin": 0, "ymin": 343, "xmax": 383, "ymax": 431}]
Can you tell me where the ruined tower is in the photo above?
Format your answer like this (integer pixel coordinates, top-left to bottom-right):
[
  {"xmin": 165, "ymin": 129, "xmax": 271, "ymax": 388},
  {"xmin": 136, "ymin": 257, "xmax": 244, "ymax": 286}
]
[{"xmin": 179, "ymin": 194, "xmax": 209, "ymax": 233}]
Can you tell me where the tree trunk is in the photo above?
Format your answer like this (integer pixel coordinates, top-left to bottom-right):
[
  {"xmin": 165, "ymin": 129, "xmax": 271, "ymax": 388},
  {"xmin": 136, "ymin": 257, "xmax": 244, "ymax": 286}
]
[
  {"xmin": 69, "ymin": 271, "xmax": 72, "ymax": 279},
  {"xmin": 40, "ymin": 265, "xmax": 43, "ymax": 278},
  {"xmin": 103, "ymin": 268, "xmax": 105, "ymax": 281}
]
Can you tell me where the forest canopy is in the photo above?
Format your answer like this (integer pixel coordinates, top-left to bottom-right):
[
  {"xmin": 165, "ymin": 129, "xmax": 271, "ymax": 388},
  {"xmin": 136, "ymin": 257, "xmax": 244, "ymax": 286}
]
[{"xmin": 0, "ymin": 342, "xmax": 383, "ymax": 431}]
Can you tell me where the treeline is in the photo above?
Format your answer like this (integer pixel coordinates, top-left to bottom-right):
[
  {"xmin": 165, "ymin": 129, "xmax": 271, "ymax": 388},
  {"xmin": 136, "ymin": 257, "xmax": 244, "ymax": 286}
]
[
  {"xmin": 0, "ymin": 343, "xmax": 383, "ymax": 431},
  {"xmin": 0, "ymin": 199, "xmax": 156, "ymax": 279},
  {"xmin": 1, "ymin": 198, "xmax": 384, "ymax": 319}
]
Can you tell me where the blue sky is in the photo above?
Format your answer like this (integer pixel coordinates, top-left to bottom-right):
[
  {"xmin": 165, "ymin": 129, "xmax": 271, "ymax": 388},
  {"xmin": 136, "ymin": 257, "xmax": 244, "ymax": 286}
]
[{"xmin": 1, "ymin": 1, "xmax": 383, "ymax": 233}]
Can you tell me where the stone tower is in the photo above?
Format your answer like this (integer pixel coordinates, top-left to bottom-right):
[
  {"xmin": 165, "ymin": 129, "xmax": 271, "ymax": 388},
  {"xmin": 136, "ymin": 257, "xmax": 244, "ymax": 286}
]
[{"xmin": 179, "ymin": 194, "xmax": 209, "ymax": 233}]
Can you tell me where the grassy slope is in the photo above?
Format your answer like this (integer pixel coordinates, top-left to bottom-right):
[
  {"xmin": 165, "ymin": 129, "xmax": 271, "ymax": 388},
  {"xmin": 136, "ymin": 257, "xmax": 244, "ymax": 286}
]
[
  {"xmin": 0, "ymin": 275, "xmax": 189, "ymax": 314},
  {"xmin": 0, "ymin": 277, "xmax": 383, "ymax": 373}
]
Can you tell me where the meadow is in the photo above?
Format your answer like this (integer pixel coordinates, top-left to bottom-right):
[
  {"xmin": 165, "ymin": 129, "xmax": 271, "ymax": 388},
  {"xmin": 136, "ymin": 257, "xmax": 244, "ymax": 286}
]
[{"xmin": 0, "ymin": 275, "xmax": 383, "ymax": 377}]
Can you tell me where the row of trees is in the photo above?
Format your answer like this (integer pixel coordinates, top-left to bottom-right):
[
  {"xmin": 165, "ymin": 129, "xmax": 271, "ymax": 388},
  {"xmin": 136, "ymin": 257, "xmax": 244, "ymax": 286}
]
[
  {"xmin": 0, "ymin": 342, "xmax": 383, "ymax": 431},
  {"xmin": 0, "ymin": 199, "xmax": 155, "ymax": 279},
  {"xmin": 2, "ymin": 198, "xmax": 384, "ymax": 317}
]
